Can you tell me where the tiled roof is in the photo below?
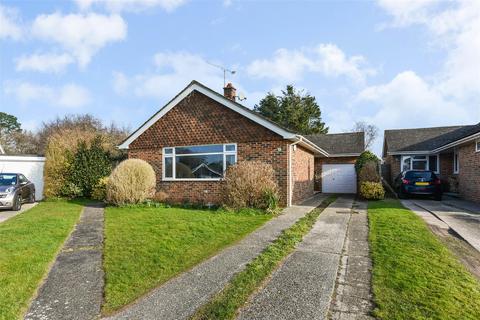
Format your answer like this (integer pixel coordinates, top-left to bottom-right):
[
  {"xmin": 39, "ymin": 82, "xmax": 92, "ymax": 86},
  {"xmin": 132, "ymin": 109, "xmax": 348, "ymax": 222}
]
[{"xmin": 305, "ymin": 132, "xmax": 365, "ymax": 155}]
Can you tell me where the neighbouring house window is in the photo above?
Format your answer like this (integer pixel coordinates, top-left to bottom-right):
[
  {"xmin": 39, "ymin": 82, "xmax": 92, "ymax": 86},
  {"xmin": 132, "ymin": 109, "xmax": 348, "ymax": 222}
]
[
  {"xmin": 163, "ymin": 144, "xmax": 237, "ymax": 180},
  {"xmin": 401, "ymin": 155, "xmax": 439, "ymax": 173},
  {"xmin": 476, "ymin": 139, "xmax": 480, "ymax": 152},
  {"xmin": 454, "ymin": 149, "xmax": 459, "ymax": 174}
]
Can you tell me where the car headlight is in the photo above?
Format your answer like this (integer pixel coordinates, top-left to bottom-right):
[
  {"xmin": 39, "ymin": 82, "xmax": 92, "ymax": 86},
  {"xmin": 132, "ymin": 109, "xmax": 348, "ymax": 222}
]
[{"xmin": 6, "ymin": 187, "xmax": 14, "ymax": 194}]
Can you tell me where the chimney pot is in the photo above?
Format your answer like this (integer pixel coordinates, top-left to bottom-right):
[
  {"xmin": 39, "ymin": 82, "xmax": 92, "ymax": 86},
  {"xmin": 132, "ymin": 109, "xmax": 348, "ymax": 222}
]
[{"xmin": 223, "ymin": 83, "xmax": 236, "ymax": 102}]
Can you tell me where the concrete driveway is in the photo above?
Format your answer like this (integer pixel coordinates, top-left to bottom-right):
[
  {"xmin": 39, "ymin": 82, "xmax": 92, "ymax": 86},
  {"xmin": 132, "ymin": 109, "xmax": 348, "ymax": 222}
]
[
  {"xmin": 0, "ymin": 202, "xmax": 37, "ymax": 223},
  {"xmin": 407, "ymin": 199, "xmax": 480, "ymax": 252}
]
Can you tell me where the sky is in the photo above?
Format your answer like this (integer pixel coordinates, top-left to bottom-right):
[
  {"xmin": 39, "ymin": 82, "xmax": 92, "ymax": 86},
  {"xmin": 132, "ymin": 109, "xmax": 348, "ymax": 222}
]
[{"xmin": 1, "ymin": 0, "xmax": 479, "ymax": 155}]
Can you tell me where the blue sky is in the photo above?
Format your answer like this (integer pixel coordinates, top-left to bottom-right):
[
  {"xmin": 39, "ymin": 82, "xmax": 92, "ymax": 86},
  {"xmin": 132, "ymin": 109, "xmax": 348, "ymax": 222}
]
[{"xmin": 1, "ymin": 0, "xmax": 479, "ymax": 155}]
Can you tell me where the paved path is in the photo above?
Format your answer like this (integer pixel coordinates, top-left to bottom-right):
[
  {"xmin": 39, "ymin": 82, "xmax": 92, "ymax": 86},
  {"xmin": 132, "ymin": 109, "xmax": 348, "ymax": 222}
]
[
  {"xmin": 412, "ymin": 200, "xmax": 480, "ymax": 252},
  {"xmin": 330, "ymin": 200, "xmax": 374, "ymax": 320},
  {"xmin": 237, "ymin": 196, "xmax": 356, "ymax": 320},
  {"xmin": 0, "ymin": 202, "xmax": 37, "ymax": 223},
  {"xmin": 442, "ymin": 198, "xmax": 480, "ymax": 215},
  {"xmin": 106, "ymin": 193, "xmax": 328, "ymax": 320},
  {"xmin": 25, "ymin": 203, "xmax": 105, "ymax": 320}
]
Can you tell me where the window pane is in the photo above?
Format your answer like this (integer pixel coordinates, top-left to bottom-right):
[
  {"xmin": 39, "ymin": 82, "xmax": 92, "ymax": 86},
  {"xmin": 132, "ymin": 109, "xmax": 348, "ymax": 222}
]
[
  {"xmin": 405, "ymin": 171, "xmax": 435, "ymax": 180},
  {"xmin": 412, "ymin": 160, "xmax": 427, "ymax": 170},
  {"xmin": 176, "ymin": 154, "xmax": 223, "ymax": 178},
  {"xmin": 225, "ymin": 144, "xmax": 236, "ymax": 152},
  {"xmin": 402, "ymin": 157, "xmax": 411, "ymax": 171},
  {"xmin": 0, "ymin": 174, "xmax": 17, "ymax": 186},
  {"xmin": 176, "ymin": 144, "xmax": 223, "ymax": 155},
  {"xmin": 165, "ymin": 157, "xmax": 173, "ymax": 178},
  {"xmin": 164, "ymin": 148, "xmax": 173, "ymax": 154},
  {"xmin": 226, "ymin": 154, "xmax": 236, "ymax": 169},
  {"xmin": 429, "ymin": 156, "xmax": 437, "ymax": 172},
  {"xmin": 413, "ymin": 155, "xmax": 427, "ymax": 160}
]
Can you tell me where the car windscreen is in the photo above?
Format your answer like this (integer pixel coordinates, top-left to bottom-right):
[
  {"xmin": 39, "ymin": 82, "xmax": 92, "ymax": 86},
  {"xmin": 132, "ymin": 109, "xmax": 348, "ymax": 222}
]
[
  {"xmin": 405, "ymin": 171, "xmax": 435, "ymax": 180},
  {"xmin": 0, "ymin": 174, "xmax": 17, "ymax": 186}
]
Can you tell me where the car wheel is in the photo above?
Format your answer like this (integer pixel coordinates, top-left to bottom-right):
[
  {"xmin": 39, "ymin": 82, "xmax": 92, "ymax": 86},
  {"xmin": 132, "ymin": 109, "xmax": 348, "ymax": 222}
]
[
  {"xmin": 28, "ymin": 192, "xmax": 35, "ymax": 204},
  {"xmin": 13, "ymin": 195, "xmax": 22, "ymax": 211}
]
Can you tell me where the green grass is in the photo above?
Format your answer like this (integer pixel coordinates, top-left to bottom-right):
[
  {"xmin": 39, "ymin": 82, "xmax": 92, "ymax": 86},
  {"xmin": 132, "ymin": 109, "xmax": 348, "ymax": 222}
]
[
  {"xmin": 368, "ymin": 199, "xmax": 480, "ymax": 320},
  {"xmin": 191, "ymin": 196, "xmax": 336, "ymax": 320},
  {"xmin": 0, "ymin": 200, "xmax": 85, "ymax": 320},
  {"xmin": 102, "ymin": 206, "xmax": 272, "ymax": 314}
]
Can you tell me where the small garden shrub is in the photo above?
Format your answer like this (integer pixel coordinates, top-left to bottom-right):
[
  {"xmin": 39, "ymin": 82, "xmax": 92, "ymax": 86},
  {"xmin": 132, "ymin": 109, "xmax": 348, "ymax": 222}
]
[
  {"xmin": 358, "ymin": 161, "xmax": 380, "ymax": 183},
  {"xmin": 355, "ymin": 150, "xmax": 380, "ymax": 173},
  {"xmin": 360, "ymin": 181, "xmax": 385, "ymax": 200},
  {"xmin": 222, "ymin": 161, "xmax": 279, "ymax": 212},
  {"xmin": 106, "ymin": 159, "xmax": 156, "ymax": 205},
  {"xmin": 92, "ymin": 177, "xmax": 109, "ymax": 201}
]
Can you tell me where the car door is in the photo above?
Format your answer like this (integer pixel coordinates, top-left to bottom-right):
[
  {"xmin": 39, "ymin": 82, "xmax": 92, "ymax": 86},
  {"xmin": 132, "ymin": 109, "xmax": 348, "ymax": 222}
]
[{"xmin": 18, "ymin": 174, "xmax": 30, "ymax": 200}]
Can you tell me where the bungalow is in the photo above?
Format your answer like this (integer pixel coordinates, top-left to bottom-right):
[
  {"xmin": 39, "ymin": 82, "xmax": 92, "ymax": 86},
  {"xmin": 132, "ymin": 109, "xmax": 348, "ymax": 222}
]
[
  {"xmin": 383, "ymin": 124, "xmax": 480, "ymax": 203},
  {"xmin": 119, "ymin": 81, "xmax": 364, "ymax": 206}
]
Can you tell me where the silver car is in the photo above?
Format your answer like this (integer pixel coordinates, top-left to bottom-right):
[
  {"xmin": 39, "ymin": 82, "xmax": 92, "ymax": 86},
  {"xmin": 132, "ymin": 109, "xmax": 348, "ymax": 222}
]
[{"xmin": 0, "ymin": 173, "xmax": 36, "ymax": 211}]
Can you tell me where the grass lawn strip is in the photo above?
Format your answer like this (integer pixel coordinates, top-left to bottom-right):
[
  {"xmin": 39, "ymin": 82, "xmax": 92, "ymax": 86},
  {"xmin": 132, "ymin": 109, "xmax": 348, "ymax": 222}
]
[
  {"xmin": 368, "ymin": 199, "xmax": 480, "ymax": 320},
  {"xmin": 191, "ymin": 196, "xmax": 336, "ymax": 320},
  {"xmin": 0, "ymin": 200, "xmax": 86, "ymax": 320},
  {"xmin": 102, "ymin": 206, "xmax": 272, "ymax": 314}
]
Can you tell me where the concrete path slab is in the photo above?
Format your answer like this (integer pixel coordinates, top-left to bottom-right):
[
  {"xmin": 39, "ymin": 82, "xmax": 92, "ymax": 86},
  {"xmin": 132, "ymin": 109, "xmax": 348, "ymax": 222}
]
[
  {"xmin": 25, "ymin": 203, "xmax": 105, "ymax": 320},
  {"xmin": 442, "ymin": 199, "xmax": 480, "ymax": 215},
  {"xmin": 105, "ymin": 193, "xmax": 329, "ymax": 320},
  {"xmin": 412, "ymin": 200, "xmax": 480, "ymax": 253},
  {"xmin": 237, "ymin": 196, "xmax": 355, "ymax": 320},
  {"xmin": 0, "ymin": 202, "xmax": 38, "ymax": 223}
]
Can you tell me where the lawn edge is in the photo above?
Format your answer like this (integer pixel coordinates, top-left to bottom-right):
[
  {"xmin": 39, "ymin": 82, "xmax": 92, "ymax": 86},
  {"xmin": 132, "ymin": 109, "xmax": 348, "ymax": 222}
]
[
  {"xmin": 100, "ymin": 208, "xmax": 273, "ymax": 316},
  {"xmin": 190, "ymin": 195, "xmax": 337, "ymax": 320}
]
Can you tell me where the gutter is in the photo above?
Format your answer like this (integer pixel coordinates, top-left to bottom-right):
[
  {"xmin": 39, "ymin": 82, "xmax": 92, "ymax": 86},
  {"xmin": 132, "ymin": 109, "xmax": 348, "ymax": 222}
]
[{"xmin": 292, "ymin": 135, "xmax": 329, "ymax": 157}]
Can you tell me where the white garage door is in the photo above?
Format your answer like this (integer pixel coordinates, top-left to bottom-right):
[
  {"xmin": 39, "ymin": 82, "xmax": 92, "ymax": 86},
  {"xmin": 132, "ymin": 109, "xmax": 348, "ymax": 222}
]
[
  {"xmin": 322, "ymin": 164, "xmax": 357, "ymax": 194},
  {"xmin": 0, "ymin": 156, "xmax": 45, "ymax": 200}
]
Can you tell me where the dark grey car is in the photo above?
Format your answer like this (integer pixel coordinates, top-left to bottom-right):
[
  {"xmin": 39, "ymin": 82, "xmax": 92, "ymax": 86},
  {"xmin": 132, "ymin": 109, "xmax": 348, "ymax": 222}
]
[{"xmin": 0, "ymin": 173, "xmax": 36, "ymax": 211}]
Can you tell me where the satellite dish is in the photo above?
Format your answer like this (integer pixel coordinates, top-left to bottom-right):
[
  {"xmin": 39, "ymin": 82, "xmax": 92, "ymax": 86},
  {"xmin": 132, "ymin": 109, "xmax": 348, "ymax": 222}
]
[{"xmin": 237, "ymin": 92, "xmax": 247, "ymax": 101}]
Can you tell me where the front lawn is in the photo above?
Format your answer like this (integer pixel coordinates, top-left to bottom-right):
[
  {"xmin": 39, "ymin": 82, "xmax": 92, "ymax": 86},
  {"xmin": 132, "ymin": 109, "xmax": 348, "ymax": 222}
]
[
  {"xmin": 0, "ymin": 200, "xmax": 85, "ymax": 320},
  {"xmin": 102, "ymin": 206, "xmax": 272, "ymax": 314},
  {"xmin": 368, "ymin": 199, "xmax": 480, "ymax": 320}
]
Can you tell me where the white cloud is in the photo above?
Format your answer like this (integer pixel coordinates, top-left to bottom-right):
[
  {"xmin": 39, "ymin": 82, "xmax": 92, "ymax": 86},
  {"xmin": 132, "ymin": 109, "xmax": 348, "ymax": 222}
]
[
  {"xmin": 247, "ymin": 44, "xmax": 375, "ymax": 83},
  {"xmin": 15, "ymin": 53, "xmax": 74, "ymax": 73},
  {"xmin": 74, "ymin": 0, "xmax": 187, "ymax": 13},
  {"xmin": 112, "ymin": 71, "xmax": 129, "ymax": 94},
  {"xmin": 0, "ymin": 4, "xmax": 23, "ymax": 40},
  {"xmin": 32, "ymin": 12, "xmax": 127, "ymax": 68},
  {"xmin": 4, "ymin": 81, "xmax": 90, "ymax": 108}
]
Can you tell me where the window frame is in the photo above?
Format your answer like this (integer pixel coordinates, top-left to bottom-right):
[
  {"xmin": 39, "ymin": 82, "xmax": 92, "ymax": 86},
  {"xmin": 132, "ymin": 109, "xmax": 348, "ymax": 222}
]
[
  {"xmin": 453, "ymin": 149, "xmax": 459, "ymax": 174},
  {"xmin": 401, "ymin": 154, "xmax": 439, "ymax": 174},
  {"xmin": 162, "ymin": 143, "xmax": 237, "ymax": 181},
  {"xmin": 476, "ymin": 139, "xmax": 480, "ymax": 153}
]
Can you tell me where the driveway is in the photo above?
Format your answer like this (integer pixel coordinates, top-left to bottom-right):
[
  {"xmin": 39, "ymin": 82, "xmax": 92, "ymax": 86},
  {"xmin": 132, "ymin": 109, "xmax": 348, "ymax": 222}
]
[
  {"xmin": 0, "ymin": 203, "xmax": 37, "ymax": 223},
  {"xmin": 407, "ymin": 199, "xmax": 480, "ymax": 252}
]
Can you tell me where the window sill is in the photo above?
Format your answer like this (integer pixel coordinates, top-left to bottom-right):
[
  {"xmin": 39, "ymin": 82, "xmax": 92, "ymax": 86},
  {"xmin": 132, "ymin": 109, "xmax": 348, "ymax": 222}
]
[{"xmin": 162, "ymin": 178, "xmax": 223, "ymax": 182}]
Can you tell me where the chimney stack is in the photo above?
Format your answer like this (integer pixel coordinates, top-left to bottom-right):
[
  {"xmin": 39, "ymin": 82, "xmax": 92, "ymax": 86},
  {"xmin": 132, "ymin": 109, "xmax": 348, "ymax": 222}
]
[{"xmin": 223, "ymin": 83, "xmax": 236, "ymax": 102}]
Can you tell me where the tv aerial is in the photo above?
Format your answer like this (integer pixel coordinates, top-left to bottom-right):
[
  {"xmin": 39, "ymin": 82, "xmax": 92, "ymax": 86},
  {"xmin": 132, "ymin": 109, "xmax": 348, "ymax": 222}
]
[{"xmin": 206, "ymin": 61, "xmax": 236, "ymax": 87}]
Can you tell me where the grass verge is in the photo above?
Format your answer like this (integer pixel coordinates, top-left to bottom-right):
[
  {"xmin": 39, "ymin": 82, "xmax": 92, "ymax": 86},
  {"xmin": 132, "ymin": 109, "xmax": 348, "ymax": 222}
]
[
  {"xmin": 0, "ymin": 200, "xmax": 86, "ymax": 320},
  {"xmin": 368, "ymin": 199, "xmax": 480, "ymax": 320},
  {"xmin": 102, "ymin": 206, "xmax": 272, "ymax": 314},
  {"xmin": 191, "ymin": 196, "xmax": 336, "ymax": 320}
]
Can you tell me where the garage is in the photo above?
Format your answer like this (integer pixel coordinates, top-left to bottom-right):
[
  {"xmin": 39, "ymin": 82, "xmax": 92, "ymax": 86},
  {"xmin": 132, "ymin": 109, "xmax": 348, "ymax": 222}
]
[
  {"xmin": 0, "ymin": 155, "xmax": 45, "ymax": 200},
  {"xmin": 322, "ymin": 164, "xmax": 357, "ymax": 194}
]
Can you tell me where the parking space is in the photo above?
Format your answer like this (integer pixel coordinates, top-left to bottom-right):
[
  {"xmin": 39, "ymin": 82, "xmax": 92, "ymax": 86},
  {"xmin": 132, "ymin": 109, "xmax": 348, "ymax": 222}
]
[{"xmin": 0, "ymin": 203, "xmax": 38, "ymax": 224}]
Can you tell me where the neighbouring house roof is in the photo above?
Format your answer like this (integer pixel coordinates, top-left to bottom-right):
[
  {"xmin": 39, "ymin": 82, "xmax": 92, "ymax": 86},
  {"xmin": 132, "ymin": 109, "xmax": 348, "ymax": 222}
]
[
  {"xmin": 305, "ymin": 132, "xmax": 365, "ymax": 156},
  {"xmin": 118, "ymin": 80, "xmax": 329, "ymax": 156},
  {"xmin": 383, "ymin": 123, "xmax": 480, "ymax": 156}
]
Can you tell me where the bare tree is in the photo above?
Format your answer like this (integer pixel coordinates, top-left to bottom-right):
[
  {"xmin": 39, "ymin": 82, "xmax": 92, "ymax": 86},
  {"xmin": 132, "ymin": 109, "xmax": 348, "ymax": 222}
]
[{"xmin": 351, "ymin": 121, "xmax": 379, "ymax": 149}]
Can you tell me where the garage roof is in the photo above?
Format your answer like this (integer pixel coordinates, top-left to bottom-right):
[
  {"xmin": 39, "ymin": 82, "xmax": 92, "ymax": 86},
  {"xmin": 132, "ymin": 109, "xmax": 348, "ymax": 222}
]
[{"xmin": 305, "ymin": 132, "xmax": 365, "ymax": 156}]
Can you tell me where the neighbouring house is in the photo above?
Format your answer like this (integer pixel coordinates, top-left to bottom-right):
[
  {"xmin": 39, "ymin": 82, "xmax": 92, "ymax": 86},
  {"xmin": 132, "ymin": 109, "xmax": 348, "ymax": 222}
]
[
  {"xmin": 383, "ymin": 124, "xmax": 480, "ymax": 203},
  {"xmin": 119, "ymin": 81, "xmax": 365, "ymax": 206}
]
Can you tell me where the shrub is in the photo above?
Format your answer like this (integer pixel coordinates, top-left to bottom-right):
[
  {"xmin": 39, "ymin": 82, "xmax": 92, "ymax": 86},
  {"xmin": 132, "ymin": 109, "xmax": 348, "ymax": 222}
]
[
  {"xmin": 67, "ymin": 136, "xmax": 112, "ymax": 197},
  {"xmin": 106, "ymin": 159, "xmax": 156, "ymax": 205},
  {"xmin": 92, "ymin": 177, "xmax": 109, "ymax": 201},
  {"xmin": 358, "ymin": 160, "xmax": 380, "ymax": 183},
  {"xmin": 360, "ymin": 181, "xmax": 385, "ymax": 200},
  {"xmin": 222, "ymin": 161, "xmax": 279, "ymax": 212},
  {"xmin": 355, "ymin": 151, "xmax": 380, "ymax": 173}
]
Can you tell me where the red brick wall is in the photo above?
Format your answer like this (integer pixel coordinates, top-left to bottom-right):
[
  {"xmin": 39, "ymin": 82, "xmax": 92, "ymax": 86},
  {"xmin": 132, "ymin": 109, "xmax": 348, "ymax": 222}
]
[
  {"xmin": 128, "ymin": 91, "xmax": 290, "ymax": 206},
  {"xmin": 291, "ymin": 146, "xmax": 315, "ymax": 204},
  {"xmin": 458, "ymin": 141, "xmax": 480, "ymax": 203},
  {"xmin": 313, "ymin": 156, "xmax": 358, "ymax": 192},
  {"xmin": 384, "ymin": 155, "xmax": 401, "ymax": 184}
]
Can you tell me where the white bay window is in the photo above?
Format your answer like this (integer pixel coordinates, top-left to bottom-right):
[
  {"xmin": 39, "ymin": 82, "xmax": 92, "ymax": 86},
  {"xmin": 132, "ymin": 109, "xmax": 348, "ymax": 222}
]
[
  {"xmin": 401, "ymin": 155, "xmax": 439, "ymax": 173},
  {"xmin": 163, "ymin": 144, "xmax": 237, "ymax": 180}
]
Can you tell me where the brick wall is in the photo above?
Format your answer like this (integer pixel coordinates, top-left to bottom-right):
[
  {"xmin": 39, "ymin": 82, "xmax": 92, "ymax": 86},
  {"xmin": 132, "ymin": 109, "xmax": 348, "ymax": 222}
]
[
  {"xmin": 384, "ymin": 155, "xmax": 401, "ymax": 184},
  {"xmin": 291, "ymin": 145, "xmax": 315, "ymax": 204},
  {"xmin": 313, "ymin": 156, "xmax": 358, "ymax": 192},
  {"xmin": 458, "ymin": 141, "xmax": 480, "ymax": 203},
  {"xmin": 128, "ymin": 90, "xmax": 290, "ymax": 206}
]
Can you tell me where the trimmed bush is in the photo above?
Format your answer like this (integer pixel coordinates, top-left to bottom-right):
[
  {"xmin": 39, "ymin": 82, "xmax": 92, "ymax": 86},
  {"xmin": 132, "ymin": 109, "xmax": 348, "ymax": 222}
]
[
  {"xmin": 360, "ymin": 181, "xmax": 385, "ymax": 200},
  {"xmin": 358, "ymin": 161, "xmax": 380, "ymax": 183},
  {"xmin": 355, "ymin": 151, "xmax": 380, "ymax": 173},
  {"xmin": 222, "ymin": 161, "xmax": 279, "ymax": 212},
  {"xmin": 106, "ymin": 159, "xmax": 156, "ymax": 205},
  {"xmin": 92, "ymin": 177, "xmax": 109, "ymax": 201}
]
